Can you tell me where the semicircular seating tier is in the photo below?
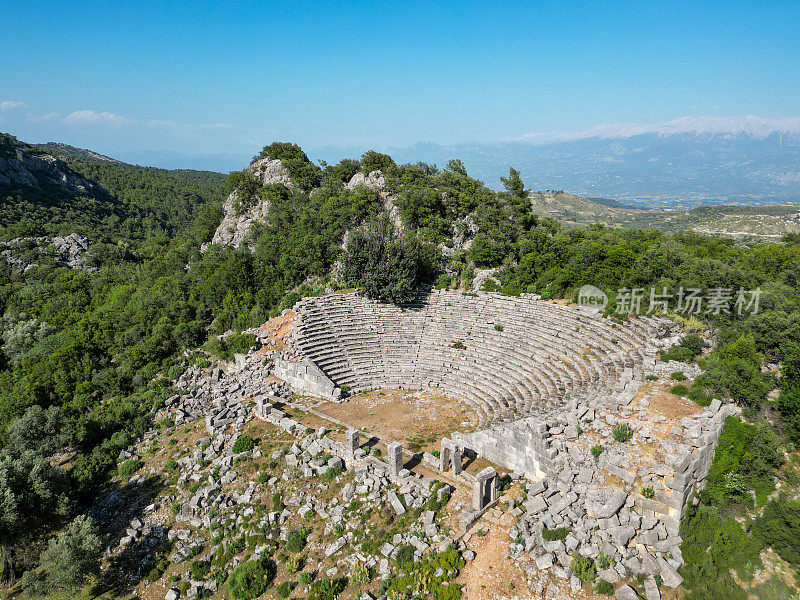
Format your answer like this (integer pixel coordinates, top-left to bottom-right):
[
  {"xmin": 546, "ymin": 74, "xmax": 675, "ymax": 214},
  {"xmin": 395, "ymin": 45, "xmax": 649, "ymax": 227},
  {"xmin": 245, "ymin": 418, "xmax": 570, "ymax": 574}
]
[{"xmin": 291, "ymin": 290, "xmax": 660, "ymax": 427}]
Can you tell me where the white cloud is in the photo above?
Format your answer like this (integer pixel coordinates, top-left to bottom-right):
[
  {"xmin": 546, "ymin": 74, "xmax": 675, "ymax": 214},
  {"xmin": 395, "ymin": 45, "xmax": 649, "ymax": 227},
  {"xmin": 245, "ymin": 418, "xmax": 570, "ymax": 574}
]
[
  {"xmin": 0, "ymin": 100, "xmax": 26, "ymax": 112},
  {"xmin": 63, "ymin": 109, "xmax": 130, "ymax": 126}
]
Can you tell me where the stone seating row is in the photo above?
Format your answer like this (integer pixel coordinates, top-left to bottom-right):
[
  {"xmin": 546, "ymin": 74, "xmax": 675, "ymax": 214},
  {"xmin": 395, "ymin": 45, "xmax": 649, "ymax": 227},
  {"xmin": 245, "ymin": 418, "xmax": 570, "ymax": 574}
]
[{"xmin": 291, "ymin": 290, "xmax": 654, "ymax": 426}]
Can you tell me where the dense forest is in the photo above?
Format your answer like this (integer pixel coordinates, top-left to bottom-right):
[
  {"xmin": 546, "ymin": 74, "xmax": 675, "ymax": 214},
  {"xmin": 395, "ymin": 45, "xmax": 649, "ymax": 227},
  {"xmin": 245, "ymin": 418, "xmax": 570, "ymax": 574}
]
[{"xmin": 0, "ymin": 136, "xmax": 799, "ymax": 599}]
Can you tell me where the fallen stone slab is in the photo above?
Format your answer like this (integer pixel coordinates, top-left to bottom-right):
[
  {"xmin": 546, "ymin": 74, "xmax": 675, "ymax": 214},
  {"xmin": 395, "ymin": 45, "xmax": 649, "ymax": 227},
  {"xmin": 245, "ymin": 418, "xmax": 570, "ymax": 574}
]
[
  {"xmin": 658, "ymin": 556, "xmax": 684, "ymax": 588},
  {"xmin": 615, "ymin": 584, "xmax": 639, "ymax": 600},
  {"xmin": 597, "ymin": 489, "xmax": 628, "ymax": 519},
  {"xmin": 644, "ymin": 576, "xmax": 661, "ymax": 600},
  {"xmin": 325, "ymin": 536, "xmax": 347, "ymax": 557},
  {"xmin": 388, "ymin": 491, "xmax": 406, "ymax": 516},
  {"xmin": 535, "ymin": 553, "xmax": 554, "ymax": 570}
]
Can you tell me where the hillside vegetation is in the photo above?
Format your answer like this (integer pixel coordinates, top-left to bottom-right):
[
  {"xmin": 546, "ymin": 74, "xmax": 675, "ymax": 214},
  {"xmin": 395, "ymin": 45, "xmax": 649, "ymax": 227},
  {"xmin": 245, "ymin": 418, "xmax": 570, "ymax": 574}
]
[
  {"xmin": 0, "ymin": 133, "xmax": 226, "ymax": 241},
  {"xmin": 0, "ymin": 136, "xmax": 798, "ymax": 599}
]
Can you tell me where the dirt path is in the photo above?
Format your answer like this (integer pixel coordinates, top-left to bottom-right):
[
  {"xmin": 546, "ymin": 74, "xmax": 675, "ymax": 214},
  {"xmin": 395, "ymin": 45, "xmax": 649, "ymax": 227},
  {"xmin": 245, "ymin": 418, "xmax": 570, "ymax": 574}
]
[{"xmin": 459, "ymin": 525, "xmax": 533, "ymax": 600}]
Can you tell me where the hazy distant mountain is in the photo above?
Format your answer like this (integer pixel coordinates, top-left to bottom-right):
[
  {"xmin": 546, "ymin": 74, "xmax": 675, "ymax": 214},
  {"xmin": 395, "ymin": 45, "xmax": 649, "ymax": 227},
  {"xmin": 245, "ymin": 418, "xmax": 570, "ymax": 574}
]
[
  {"xmin": 89, "ymin": 116, "xmax": 800, "ymax": 209},
  {"xmin": 112, "ymin": 149, "xmax": 250, "ymax": 172},
  {"xmin": 312, "ymin": 125, "xmax": 800, "ymax": 209}
]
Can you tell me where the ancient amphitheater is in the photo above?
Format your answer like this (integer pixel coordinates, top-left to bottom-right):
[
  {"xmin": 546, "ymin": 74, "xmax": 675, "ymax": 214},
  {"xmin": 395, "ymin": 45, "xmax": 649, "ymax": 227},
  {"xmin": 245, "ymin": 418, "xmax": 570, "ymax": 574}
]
[{"xmin": 286, "ymin": 289, "xmax": 661, "ymax": 426}]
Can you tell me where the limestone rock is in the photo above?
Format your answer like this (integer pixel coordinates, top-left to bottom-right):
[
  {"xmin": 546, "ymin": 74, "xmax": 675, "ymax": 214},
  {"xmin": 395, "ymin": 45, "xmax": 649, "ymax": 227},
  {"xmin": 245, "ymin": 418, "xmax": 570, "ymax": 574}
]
[{"xmin": 211, "ymin": 158, "xmax": 293, "ymax": 248}]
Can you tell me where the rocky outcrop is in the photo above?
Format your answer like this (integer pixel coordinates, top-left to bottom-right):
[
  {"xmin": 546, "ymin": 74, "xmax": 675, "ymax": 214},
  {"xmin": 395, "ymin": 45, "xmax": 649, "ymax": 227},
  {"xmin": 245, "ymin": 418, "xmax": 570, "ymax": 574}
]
[
  {"xmin": 345, "ymin": 169, "xmax": 404, "ymax": 231},
  {"xmin": 1, "ymin": 233, "xmax": 94, "ymax": 272},
  {"xmin": 210, "ymin": 158, "xmax": 293, "ymax": 248},
  {"xmin": 345, "ymin": 170, "xmax": 385, "ymax": 192},
  {"xmin": 0, "ymin": 151, "xmax": 101, "ymax": 195}
]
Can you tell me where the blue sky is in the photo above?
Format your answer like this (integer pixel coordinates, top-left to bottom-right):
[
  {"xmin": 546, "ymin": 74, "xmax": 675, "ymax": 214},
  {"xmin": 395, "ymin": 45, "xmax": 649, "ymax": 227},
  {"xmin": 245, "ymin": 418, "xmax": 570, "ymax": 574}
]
[{"xmin": 1, "ymin": 0, "xmax": 798, "ymax": 158}]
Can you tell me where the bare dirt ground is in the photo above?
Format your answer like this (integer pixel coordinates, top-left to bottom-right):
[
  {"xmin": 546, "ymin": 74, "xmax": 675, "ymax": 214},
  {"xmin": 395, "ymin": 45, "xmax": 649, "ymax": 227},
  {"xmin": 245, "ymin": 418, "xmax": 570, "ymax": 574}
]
[
  {"xmin": 460, "ymin": 524, "xmax": 531, "ymax": 600},
  {"xmin": 643, "ymin": 382, "xmax": 703, "ymax": 421},
  {"xmin": 251, "ymin": 310, "xmax": 295, "ymax": 352},
  {"xmin": 304, "ymin": 388, "xmax": 479, "ymax": 454}
]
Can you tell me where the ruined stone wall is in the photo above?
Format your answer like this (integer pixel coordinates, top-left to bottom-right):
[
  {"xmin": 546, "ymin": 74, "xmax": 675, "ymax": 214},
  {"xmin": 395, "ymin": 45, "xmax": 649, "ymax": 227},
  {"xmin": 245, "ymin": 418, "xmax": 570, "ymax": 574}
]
[
  {"xmin": 453, "ymin": 399, "xmax": 736, "ymax": 523},
  {"xmin": 453, "ymin": 417, "xmax": 555, "ymax": 480},
  {"xmin": 272, "ymin": 354, "xmax": 341, "ymax": 400},
  {"xmin": 442, "ymin": 398, "xmax": 738, "ymax": 588}
]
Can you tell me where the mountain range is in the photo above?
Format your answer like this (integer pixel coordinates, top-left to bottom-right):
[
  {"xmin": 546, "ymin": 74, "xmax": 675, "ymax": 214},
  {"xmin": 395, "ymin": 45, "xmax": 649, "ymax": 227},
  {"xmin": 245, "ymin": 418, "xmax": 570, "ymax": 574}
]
[
  {"xmin": 311, "ymin": 130, "xmax": 800, "ymax": 208},
  {"xmin": 107, "ymin": 120, "xmax": 800, "ymax": 209}
]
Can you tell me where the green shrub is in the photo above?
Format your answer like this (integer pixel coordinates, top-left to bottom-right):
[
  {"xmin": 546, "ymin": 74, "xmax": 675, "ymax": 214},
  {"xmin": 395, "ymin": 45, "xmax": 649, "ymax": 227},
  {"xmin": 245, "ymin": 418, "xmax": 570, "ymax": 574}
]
[
  {"xmin": 21, "ymin": 515, "xmax": 104, "ymax": 596},
  {"xmin": 494, "ymin": 323, "xmax": 504, "ymax": 331},
  {"xmin": 205, "ymin": 333, "xmax": 257, "ymax": 361},
  {"xmin": 232, "ymin": 434, "xmax": 255, "ymax": 454},
  {"xmin": 143, "ymin": 548, "xmax": 171, "ymax": 582},
  {"xmin": 395, "ymin": 544, "xmax": 415, "ymax": 568},
  {"xmin": 752, "ymin": 495, "xmax": 800, "ymax": 567},
  {"xmin": 680, "ymin": 504, "xmax": 762, "ymax": 600},
  {"xmin": 591, "ymin": 444, "xmax": 604, "ymax": 458},
  {"xmin": 596, "ymin": 552, "xmax": 615, "ymax": 569},
  {"xmin": 702, "ymin": 417, "xmax": 782, "ymax": 507},
  {"xmin": 341, "ymin": 220, "xmax": 432, "ymax": 305},
  {"xmin": 660, "ymin": 335, "xmax": 706, "ymax": 362},
  {"xmin": 688, "ymin": 385, "xmax": 713, "ymax": 406},
  {"xmin": 690, "ymin": 335, "xmax": 774, "ymax": 408},
  {"xmin": 750, "ymin": 576, "xmax": 798, "ymax": 600},
  {"xmin": 645, "ymin": 374, "xmax": 659, "ymax": 381},
  {"xmin": 277, "ymin": 581, "xmax": 293, "ymax": 598},
  {"xmin": 285, "ymin": 555, "xmax": 302, "ymax": 574},
  {"xmin": 306, "ymin": 576, "xmax": 346, "ymax": 600},
  {"xmin": 190, "ymin": 559, "xmax": 211, "ymax": 580},
  {"xmin": 383, "ymin": 545, "xmax": 464, "ymax": 600},
  {"xmin": 571, "ymin": 553, "xmax": 597, "ymax": 582},
  {"xmin": 452, "ymin": 341, "xmax": 466, "ymax": 350},
  {"xmin": 299, "ymin": 571, "xmax": 315, "ymax": 584},
  {"xmin": 118, "ymin": 458, "xmax": 142, "ymax": 480},
  {"xmin": 671, "ymin": 384, "xmax": 689, "ymax": 396},
  {"xmin": 671, "ymin": 371, "xmax": 687, "ymax": 381},
  {"xmin": 360, "ymin": 150, "xmax": 397, "ymax": 175},
  {"xmin": 187, "ymin": 543, "xmax": 204, "ymax": 559},
  {"xmin": 542, "ymin": 526, "xmax": 570, "ymax": 541},
  {"xmin": 324, "ymin": 465, "xmax": 343, "ymax": 480},
  {"xmin": 596, "ymin": 579, "xmax": 614, "ymax": 595},
  {"xmin": 642, "ymin": 487, "xmax": 655, "ymax": 499},
  {"xmin": 286, "ymin": 528, "xmax": 310, "ymax": 553},
  {"xmin": 612, "ymin": 423, "xmax": 633, "ymax": 443},
  {"xmin": 350, "ymin": 561, "xmax": 371, "ymax": 584},
  {"xmin": 252, "ymin": 142, "xmax": 322, "ymax": 190},
  {"xmin": 226, "ymin": 558, "xmax": 275, "ymax": 600}
]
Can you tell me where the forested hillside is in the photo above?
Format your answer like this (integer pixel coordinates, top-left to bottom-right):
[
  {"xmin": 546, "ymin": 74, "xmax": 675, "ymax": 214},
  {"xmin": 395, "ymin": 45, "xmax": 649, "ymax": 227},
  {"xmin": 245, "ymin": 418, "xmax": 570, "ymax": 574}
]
[
  {"xmin": 0, "ymin": 137, "xmax": 799, "ymax": 599},
  {"xmin": 0, "ymin": 133, "xmax": 226, "ymax": 241}
]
